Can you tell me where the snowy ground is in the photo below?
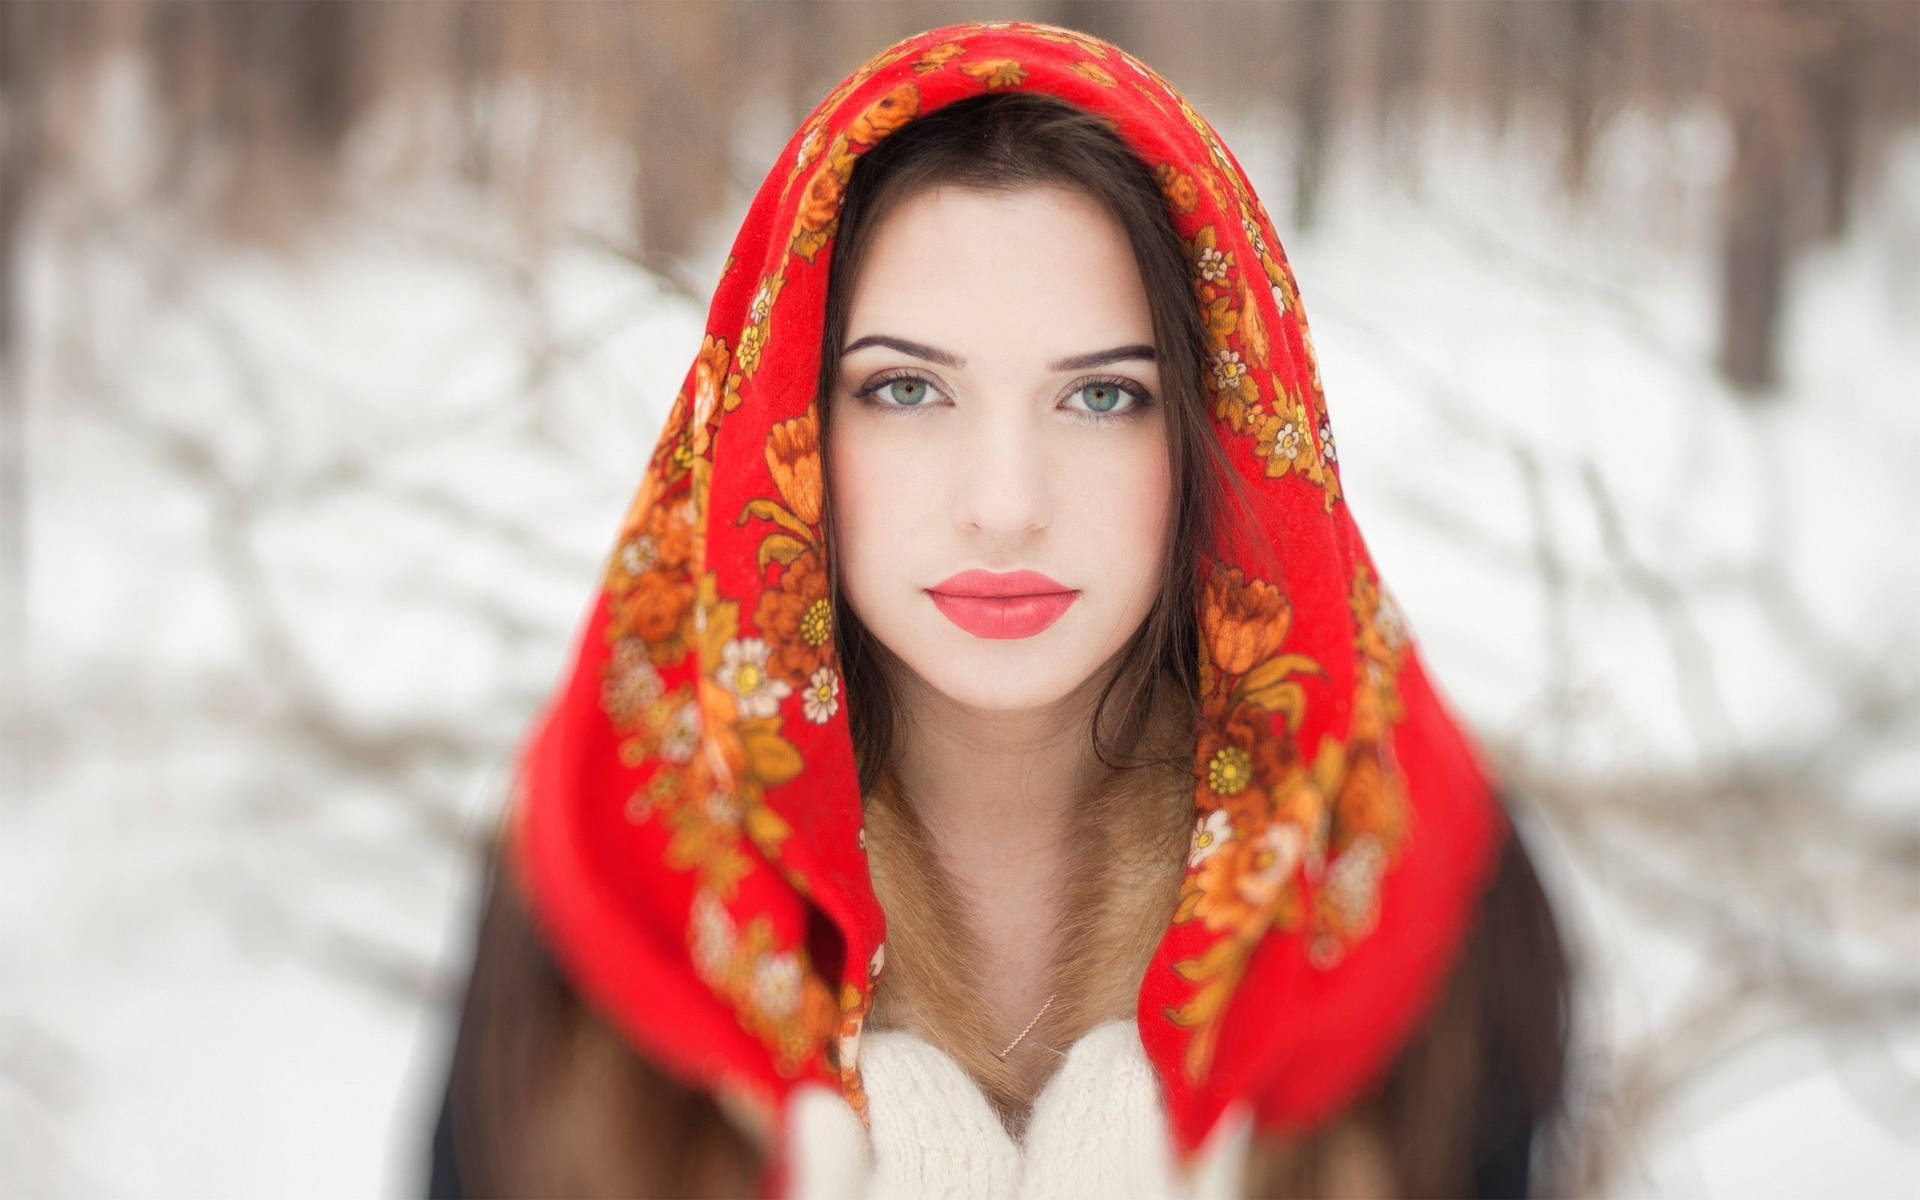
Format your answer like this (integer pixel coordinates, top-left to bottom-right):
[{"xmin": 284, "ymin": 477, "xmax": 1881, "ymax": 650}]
[{"xmin": 7, "ymin": 60, "xmax": 1917, "ymax": 1197}]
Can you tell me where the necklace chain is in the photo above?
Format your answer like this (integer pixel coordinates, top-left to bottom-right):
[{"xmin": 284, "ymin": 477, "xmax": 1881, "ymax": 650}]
[{"xmin": 994, "ymin": 990, "xmax": 1059, "ymax": 1060}]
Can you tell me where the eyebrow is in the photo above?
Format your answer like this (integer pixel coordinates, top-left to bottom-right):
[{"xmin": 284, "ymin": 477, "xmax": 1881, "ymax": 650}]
[{"xmin": 840, "ymin": 334, "xmax": 1156, "ymax": 372}]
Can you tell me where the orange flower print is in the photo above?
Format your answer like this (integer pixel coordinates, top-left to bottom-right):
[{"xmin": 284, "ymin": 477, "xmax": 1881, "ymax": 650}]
[
  {"xmin": 1185, "ymin": 820, "xmax": 1305, "ymax": 935},
  {"xmin": 1153, "ymin": 164, "xmax": 1198, "ymax": 214},
  {"xmin": 848, "ymin": 83, "xmax": 920, "ymax": 145},
  {"xmin": 1201, "ymin": 566, "xmax": 1289, "ymax": 675},
  {"xmin": 690, "ymin": 679, "xmax": 752, "ymax": 790},
  {"xmin": 765, "ymin": 413, "xmax": 823, "ymax": 527},
  {"xmin": 1196, "ymin": 705, "xmax": 1296, "ymax": 823},
  {"xmin": 753, "ymin": 549, "xmax": 833, "ymax": 683},
  {"xmin": 693, "ymin": 334, "xmax": 733, "ymax": 433},
  {"xmin": 617, "ymin": 571, "xmax": 694, "ymax": 651},
  {"xmin": 1187, "ymin": 838, "xmax": 1255, "ymax": 932},
  {"xmin": 793, "ymin": 138, "xmax": 856, "ymax": 261},
  {"xmin": 1069, "ymin": 60, "xmax": 1119, "ymax": 87},
  {"xmin": 610, "ymin": 493, "xmax": 696, "ymax": 590},
  {"xmin": 606, "ymin": 495, "xmax": 698, "ymax": 668},
  {"xmin": 960, "ymin": 58, "xmax": 1027, "ymax": 88},
  {"xmin": 1270, "ymin": 753, "xmax": 1339, "ymax": 876},
  {"xmin": 913, "ymin": 42, "xmax": 967, "ymax": 73},
  {"xmin": 1332, "ymin": 751, "xmax": 1408, "ymax": 851}
]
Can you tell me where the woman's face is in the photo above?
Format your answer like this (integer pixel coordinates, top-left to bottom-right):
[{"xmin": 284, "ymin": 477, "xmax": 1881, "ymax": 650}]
[{"xmin": 826, "ymin": 183, "xmax": 1173, "ymax": 715}]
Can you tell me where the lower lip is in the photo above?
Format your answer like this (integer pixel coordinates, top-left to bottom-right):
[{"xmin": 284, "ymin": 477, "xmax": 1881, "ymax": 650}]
[{"xmin": 927, "ymin": 591, "xmax": 1079, "ymax": 639}]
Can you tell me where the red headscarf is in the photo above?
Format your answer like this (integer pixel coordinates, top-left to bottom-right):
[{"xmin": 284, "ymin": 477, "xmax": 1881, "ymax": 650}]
[{"xmin": 505, "ymin": 18, "xmax": 1505, "ymax": 1193}]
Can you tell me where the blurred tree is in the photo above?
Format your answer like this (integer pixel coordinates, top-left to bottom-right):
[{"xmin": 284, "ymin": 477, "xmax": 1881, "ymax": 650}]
[
  {"xmin": 1559, "ymin": 0, "xmax": 1604, "ymax": 194},
  {"xmin": 1709, "ymin": 0, "xmax": 1809, "ymax": 394},
  {"xmin": 1376, "ymin": 0, "xmax": 1429, "ymax": 182},
  {"xmin": 1798, "ymin": 2, "xmax": 1869, "ymax": 242},
  {"xmin": 630, "ymin": 1, "xmax": 739, "ymax": 264},
  {"xmin": 1292, "ymin": 0, "xmax": 1338, "ymax": 229},
  {"xmin": 453, "ymin": 0, "xmax": 502, "ymax": 186},
  {"xmin": 35, "ymin": 1, "xmax": 1920, "ymax": 425},
  {"xmin": 1, "ymin": 0, "xmax": 41, "ymax": 719}
]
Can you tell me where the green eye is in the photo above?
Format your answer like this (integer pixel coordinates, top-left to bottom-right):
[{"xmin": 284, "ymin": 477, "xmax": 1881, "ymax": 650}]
[
  {"xmin": 878, "ymin": 378, "xmax": 931, "ymax": 406},
  {"xmin": 1067, "ymin": 378, "xmax": 1149, "ymax": 419}
]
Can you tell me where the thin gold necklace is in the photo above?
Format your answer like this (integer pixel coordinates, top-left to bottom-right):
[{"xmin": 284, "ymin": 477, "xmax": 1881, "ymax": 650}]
[{"xmin": 994, "ymin": 990, "xmax": 1059, "ymax": 1059}]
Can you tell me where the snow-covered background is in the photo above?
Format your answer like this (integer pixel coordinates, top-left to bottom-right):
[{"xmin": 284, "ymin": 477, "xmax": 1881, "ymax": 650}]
[{"xmin": 7, "ymin": 47, "xmax": 1918, "ymax": 1199}]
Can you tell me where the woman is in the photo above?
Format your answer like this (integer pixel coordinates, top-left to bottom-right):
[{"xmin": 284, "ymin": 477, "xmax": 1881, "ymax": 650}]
[{"xmin": 428, "ymin": 20, "xmax": 1570, "ymax": 1199}]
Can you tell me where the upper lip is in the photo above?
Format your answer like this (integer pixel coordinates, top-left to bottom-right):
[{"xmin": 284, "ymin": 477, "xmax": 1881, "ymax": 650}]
[{"xmin": 928, "ymin": 569, "xmax": 1076, "ymax": 598}]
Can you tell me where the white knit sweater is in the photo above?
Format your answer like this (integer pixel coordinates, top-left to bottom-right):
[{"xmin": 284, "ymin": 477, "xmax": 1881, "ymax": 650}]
[{"xmin": 784, "ymin": 1019, "xmax": 1254, "ymax": 1199}]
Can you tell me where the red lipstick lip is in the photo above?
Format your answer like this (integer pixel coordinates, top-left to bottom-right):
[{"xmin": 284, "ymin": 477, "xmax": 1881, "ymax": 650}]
[
  {"xmin": 925, "ymin": 570, "xmax": 1079, "ymax": 640},
  {"xmin": 927, "ymin": 569, "xmax": 1075, "ymax": 598}
]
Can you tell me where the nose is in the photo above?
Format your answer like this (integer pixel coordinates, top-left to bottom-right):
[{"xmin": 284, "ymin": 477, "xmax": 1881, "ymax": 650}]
[{"xmin": 950, "ymin": 402, "xmax": 1052, "ymax": 539}]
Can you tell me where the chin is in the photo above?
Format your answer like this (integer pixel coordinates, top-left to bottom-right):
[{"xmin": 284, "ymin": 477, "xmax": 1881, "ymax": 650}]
[
  {"xmin": 895, "ymin": 620, "xmax": 1114, "ymax": 715},
  {"xmin": 915, "ymin": 663, "xmax": 1086, "ymax": 714}
]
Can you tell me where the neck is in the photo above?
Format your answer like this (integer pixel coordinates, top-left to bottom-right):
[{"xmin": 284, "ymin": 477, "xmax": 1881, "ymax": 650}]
[
  {"xmin": 889, "ymin": 662, "xmax": 1117, "ymax": 861},
  {"xmin": 860, "ymin": 663, "xmax": 1196, "ymax": 1135}
]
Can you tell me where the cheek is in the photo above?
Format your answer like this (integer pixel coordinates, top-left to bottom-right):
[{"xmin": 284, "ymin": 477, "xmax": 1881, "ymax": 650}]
[
  {"xmin": 826, "ymin": 417, "xmax": 934, "ymax": 595},
  {"xmin": 1065, "ymin": 436, "xmax": 1174, "ymax": 584}
]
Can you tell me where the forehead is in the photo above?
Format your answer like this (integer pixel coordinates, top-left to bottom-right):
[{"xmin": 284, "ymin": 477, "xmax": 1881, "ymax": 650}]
[{"xmin": 844, "ymin": 184, "xmax": 1155, "ymax": 358}]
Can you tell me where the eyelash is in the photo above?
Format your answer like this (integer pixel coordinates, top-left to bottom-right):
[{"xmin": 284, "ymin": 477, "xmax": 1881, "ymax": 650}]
[{"xmin": 851, "ymin": 369, "xmax": 1156, "ymax": 424}]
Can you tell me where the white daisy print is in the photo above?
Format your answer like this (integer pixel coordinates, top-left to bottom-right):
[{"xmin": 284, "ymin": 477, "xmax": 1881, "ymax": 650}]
[
  {"xmin": 1188, "ymin": 809, "xmax": 1234, "ymax": 868},
  {"xmin": 752, "ymin": 952, "xmax": 803, "ymax": 1019},
  {"xmin": 716, "ymin": 637, "xmax": 793, "ymax": 718},
  {"xmin": 659, "ymin": 699, "xmax": 700, "ymax": 763},
  {"xmin": 1246, "ymin": 822, "xmax": 1306, "ymax": 890},
  {"xmin": 1274, "ymin": 421, "xmax": 1301, "ymax": 463},
  {"xmin": 1195, "ymin": 245, "xmax": 1232, "ymax": 283},
  {"xmin": 1210, "ymin": 349, "xmax": 1248, "ymax": 393},
  {"xmin": 802, "ymin": 666, "xmax": 841, "ymax": 724},
  {"xmin": 691, "ymin": 890, "xmax": 735, "ymax": 985},
  {"xmin": 1324, "ymin": 835, "xmax": 1387, "ymax": 927},
  {"xmin": 619, "ymin": 535, "xmax": 658, "ymax": 575}
]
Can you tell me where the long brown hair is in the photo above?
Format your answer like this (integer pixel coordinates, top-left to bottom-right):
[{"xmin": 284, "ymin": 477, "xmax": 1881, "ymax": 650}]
[{"xmin": 434, "ymin": 92, "xmax": 1572, "ymax": 1198}]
